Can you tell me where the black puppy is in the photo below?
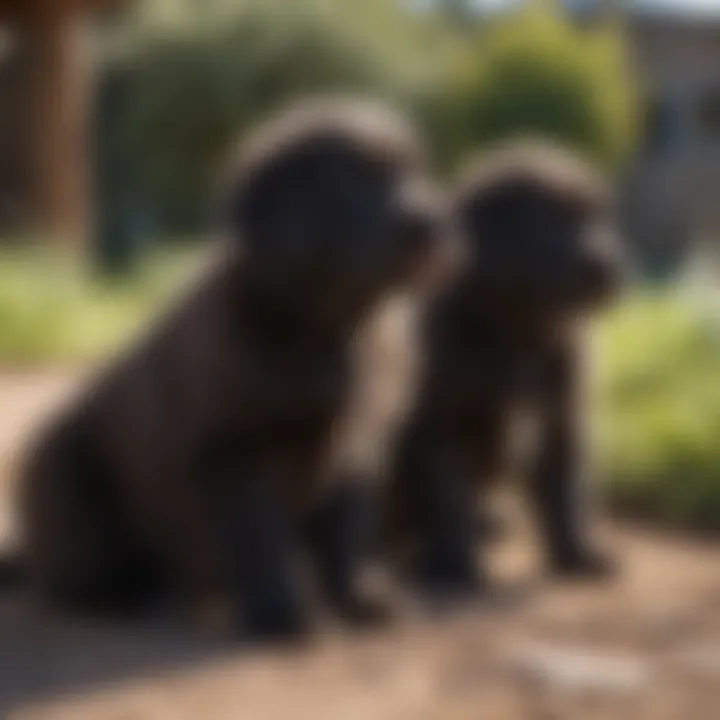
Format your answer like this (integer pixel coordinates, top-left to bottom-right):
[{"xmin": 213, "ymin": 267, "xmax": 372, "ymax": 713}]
[
  {"xmin": 4, "ymin": 98, "xmax": 446, "ymax": 639},
  {"xmin": 387, "ymin": 139, "xmax": 624, "ymax": 597}
]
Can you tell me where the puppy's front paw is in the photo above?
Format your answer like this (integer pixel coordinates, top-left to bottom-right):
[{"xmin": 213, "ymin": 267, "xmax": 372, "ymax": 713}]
[
  {"xmin": 411, "ymin": 550, "xmax": 487, "ymax": 603},
  {"xmin": 244, "ymin": 597, "xmax": 314, "ymax": 644},
  {"xmin": 550, "ymin": 547, "xmax": 618, "ymax": 581},
  {"xmin": 192, "ymin": 593, "xmax": 238, "ymax": 637},
  {"xmin": 337, "ymin": 592, "xmax": 393, "ymax": 629}
]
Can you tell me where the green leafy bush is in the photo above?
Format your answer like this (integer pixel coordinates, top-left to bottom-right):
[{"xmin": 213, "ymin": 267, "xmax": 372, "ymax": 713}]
[
  {"xmin": 99, "ymin": 0, "xmax": 444, "ymax": 233},
  {"xmin": 598, "ymin": 289, "xmax": 720, "ymax": 532},
  {"xmin": 98, "ymin": 1, "xmax": 638, "ymax": 236},
  {"xmin": 0, "ymin": 248, "xmax": 198, "ymax": 366},
  {"xmin": 428, "ymin": 1, "xmax": 639, "ymax": 169}
]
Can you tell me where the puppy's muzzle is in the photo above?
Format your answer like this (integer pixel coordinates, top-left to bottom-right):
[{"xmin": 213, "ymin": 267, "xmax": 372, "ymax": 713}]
[
  {"xmin": 394, "ymin": 181, "xmax": 458, "ymax": 289},
  {"xmin": 577, "ymin": 222, "xmax": 626, "ymax": 306}
]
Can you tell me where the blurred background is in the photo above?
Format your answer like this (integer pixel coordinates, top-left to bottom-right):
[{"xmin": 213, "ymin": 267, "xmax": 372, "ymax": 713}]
[
  {"xmin": 0, "ymin": 1, "xmax": 719, "ymax": 718},
  {"xmin": 1, "ymin": 0, "xmax": 719, "ymax": 533}
]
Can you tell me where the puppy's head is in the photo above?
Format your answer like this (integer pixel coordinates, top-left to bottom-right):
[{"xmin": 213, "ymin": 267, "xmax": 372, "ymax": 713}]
[
  {"xmin": 454, "ymin": 139, "xmax": 624, "ymax": 316},
  {"xmin": 223, "ymin": 97, "xmax": 450, "ymax": 308}
]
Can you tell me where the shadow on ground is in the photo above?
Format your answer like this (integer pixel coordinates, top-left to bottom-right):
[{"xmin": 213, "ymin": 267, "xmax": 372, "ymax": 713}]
[{"xmin": 0, "ymin": 590, "xmax": 238, "ymax": 716}]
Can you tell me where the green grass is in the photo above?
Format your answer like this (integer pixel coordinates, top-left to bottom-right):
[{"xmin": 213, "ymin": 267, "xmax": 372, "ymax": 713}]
[
  {"xmin": 597, "ymin": 286, "xmax": 720, "ymax": 532},
  {"xmin": 0, "ymin": 247, "xmax": 201, "ymax": 367}
]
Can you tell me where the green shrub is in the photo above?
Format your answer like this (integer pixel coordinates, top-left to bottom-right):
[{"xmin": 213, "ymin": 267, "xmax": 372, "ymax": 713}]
[
  {"xmin": 99, "ymin": 0, "xmax": 443, "ymax": 233},
  {"xmin": 598, "ymin": 290, "xmax": 720, "ymax": 532},
  {"xmin": 0, "ymin": 247, "xmax": 198, "ymax": 366},
  {"xmin": 97, "ymin": 1, "xmax": 638, "ymax": 234},
  {"xmin": 429, "ymin": 0, "xmax": 639, "ymax": 170}
]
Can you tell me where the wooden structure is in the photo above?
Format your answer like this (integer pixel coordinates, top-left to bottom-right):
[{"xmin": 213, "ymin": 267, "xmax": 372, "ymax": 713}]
[{"xmin": 0, "ymin": 0, "xmax": 124, "ymax": 251}]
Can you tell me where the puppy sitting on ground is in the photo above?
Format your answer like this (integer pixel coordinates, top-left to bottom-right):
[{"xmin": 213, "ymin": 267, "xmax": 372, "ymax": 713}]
[
  {"xmin": 3, "ymin": 98, "xmax": 446, "ymax": 639},
  {"xmin": 387, "ymin": 139, "xmax": 625, "ymax": 598}
]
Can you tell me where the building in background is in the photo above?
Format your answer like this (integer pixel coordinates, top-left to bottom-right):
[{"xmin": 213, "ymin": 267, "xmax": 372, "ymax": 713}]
[
  {"xmin": 478, "ymin": 0, "xmax": 720, "ymax": 273},
  {"xmin": 622, "ymin": 6, "xmax": 720, "ymax": 273}
]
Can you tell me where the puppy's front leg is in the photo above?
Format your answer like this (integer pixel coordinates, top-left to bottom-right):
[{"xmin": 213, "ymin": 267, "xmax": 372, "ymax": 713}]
[
  {"xmin": 530, "ymin": 345, "xmax": 616, "ymax": 579},
  {"xmin": 212, "ymin": 457, "xmax": 312, "ymax": 641},
  {"xmin": 306, "ymin": 477, "xmax": 390, "ymax": 626},
  {"xmin": 396, "ymin": 437, "xmax": 482, "ymax": 599}
]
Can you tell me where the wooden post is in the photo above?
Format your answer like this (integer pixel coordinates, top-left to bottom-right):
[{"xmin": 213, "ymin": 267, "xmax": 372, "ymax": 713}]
[{"xmin": 28, "ymin": 4, "xmax": 94, "ymax": 253}]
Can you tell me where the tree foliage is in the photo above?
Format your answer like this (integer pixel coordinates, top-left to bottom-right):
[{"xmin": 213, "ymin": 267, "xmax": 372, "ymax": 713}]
[
  {"xmin": 97, "ymin": 0, "xmax": 638, "ymax": 237},
  {"xmin": 429, "ymin": 0, "xmax": 639, "ymax": 169}
]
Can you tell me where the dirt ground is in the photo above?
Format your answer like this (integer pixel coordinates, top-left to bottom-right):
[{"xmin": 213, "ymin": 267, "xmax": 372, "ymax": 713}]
[{"xmin": 0, "ymin": 372, "xmax": 719, "ymax": 720}]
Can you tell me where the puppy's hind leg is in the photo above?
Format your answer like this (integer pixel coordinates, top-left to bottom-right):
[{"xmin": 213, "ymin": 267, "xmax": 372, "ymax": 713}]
[
  {"xmin": 0, "ymin": 554, "xmax": 25, "ymax": 589},
  {"xmin": 22, "ymin": 420, "xmax": 161, "ymax": 620}
]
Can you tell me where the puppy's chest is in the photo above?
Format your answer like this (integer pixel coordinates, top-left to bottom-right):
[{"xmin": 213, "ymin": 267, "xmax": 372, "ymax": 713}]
[
  {"xmin": 326, "ymin": 295, "xmax": 421, "ymax": 484},
  {"xmin": 435, "ymin": 349, "xmax": 544, "ymax": 462},
  {"xmin": 229, "ymin": 346, "xmax": 348, "ymax": 439},
  {"xmin": 465, "ymin": 362, "xmax": 545, "ymax": 475},
  {"xmin": 434, "ymin": 344, "xmax": 538, "ymax": 411}
]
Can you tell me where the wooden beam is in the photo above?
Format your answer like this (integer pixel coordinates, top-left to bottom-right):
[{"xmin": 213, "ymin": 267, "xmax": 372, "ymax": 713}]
[
  {"xmin": 28, "ymin": 5, "xmax": 95, "ymax": 253},
  {"xmin": 0, "ymin": 0, "xmax": 127, "ymax": 21}
]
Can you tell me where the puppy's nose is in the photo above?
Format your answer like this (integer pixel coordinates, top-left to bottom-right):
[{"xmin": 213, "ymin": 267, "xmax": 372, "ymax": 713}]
[
  {"xmin": 396, "ymin": 204, "xmax": 466, "ymax": 292},
  {"xmin": 581, "ymin": 222, "xmax": 625, "ymax": 301}
]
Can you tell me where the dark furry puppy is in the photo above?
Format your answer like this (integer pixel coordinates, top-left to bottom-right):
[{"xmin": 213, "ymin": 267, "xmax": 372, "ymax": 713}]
[
  {"xmin": 387, "ymin": 139, "xmax": 625, "ymax": 597},
  {"xmin": 4, "ymin": 98, "xmax": 446, "ymax": 639}
]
